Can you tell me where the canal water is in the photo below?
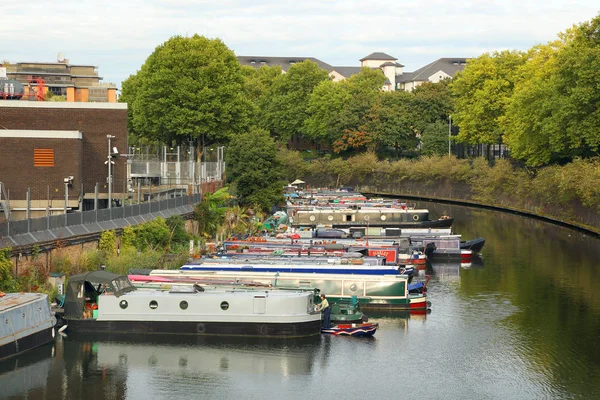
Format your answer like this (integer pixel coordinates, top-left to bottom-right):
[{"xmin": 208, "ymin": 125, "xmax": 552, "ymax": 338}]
[{"xmin": 1, "ymin": 202, "xmax": 600, "ymax": 399}]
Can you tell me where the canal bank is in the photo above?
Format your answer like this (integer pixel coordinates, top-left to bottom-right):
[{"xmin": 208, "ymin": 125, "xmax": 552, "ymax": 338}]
[{"xmin": 345, "ymin": 179, "xmax": 600, "ymax": 237}]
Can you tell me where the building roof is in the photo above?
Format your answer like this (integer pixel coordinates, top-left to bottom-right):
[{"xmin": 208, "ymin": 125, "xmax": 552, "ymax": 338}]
[
  {"xmin": 404, "ymin": 58, "xmax": 468, "ymax": 82},
  {"xmin": 237, "ymin": 56, "xmax": 333, "ymax": 72},
  {"xmin": 330, "ymin": 66, "xmax": 363, "ymax": 78},
  {"xmin": 380, "ymin": 61, "xmax": 405, "ymax": 68},
  {"xmin": 360, "ymin": 52, "xmax": 397, "ymax": 62}
]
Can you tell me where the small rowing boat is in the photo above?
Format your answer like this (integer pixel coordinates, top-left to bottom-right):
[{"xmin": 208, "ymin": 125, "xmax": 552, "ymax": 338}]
[{"xmin": 321, "ymin": 322, "xmax": 378, "ymax": 337}]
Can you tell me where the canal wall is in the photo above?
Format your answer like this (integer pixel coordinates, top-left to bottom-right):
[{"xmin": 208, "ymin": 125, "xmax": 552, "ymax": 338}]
[{"xmin": 305, "ymin": 175, "xmax": 600, "ymax": 236}]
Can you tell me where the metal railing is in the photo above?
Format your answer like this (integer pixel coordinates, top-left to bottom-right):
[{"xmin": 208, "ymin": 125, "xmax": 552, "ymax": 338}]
[{"xmin": 0, "ymin": 193, "xmax": 201, "ymax": 248}]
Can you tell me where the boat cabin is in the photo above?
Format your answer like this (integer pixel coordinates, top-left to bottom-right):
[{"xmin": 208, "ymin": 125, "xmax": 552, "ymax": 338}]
[{"xmin": 64, "ymin": 271, "xmax": 136, "ymax": 319}]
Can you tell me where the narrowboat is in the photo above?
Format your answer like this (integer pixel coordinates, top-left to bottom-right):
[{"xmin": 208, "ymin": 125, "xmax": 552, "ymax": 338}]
[
  {"xmin": 150, "ymin": 270, "xmax": 431, "ymax": 311},
  {"xmin": 0, "ymin": 293, "xmax": 56, "ymax": 361},
  {"xmin": 290, "ymin": 207, "xmax": 453, "ymax": 229},
  {"xmin": 58, "ymin": 271, "xmax": 321, "ymax": 338}
]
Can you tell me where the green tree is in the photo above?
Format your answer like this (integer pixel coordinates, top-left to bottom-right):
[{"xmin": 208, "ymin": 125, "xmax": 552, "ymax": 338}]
[
  {"xmin": 165, "ymin": 215, "xmax": 190, "ymax": 249},
  {"xmin": 304, "ymin": 68, "xmax": 385, "ymax": 153},
  {"xmin": 261, "ymin": 60, "xmax": 330, "ymax": 142},
  {"xmin": 366, "ymin": 90, "xmax": 419, "ymax": 157},
  {"xmin": 99, "ymin": 230, "xmax": 117, "ymax": 255},
  {"xmin": 421, "ymin": 120, "xmax": 451, "ymax": 156},
  {"xmin": 451, "ymin": 51, "xmax": 526, "ymax": 145},
  {"xmin": 0, "ymin": 248, "xmax": 18, "ymax": 292},
  {"xmin": 226, "ymin": 127, "xmax": 284, "ymax": 210},
  {"xmin": 504, "ymin": 14, "xmax": 600, "ymax": 166},
  {"xmin": 121, "ymin": 35, "xmax": 253, "ymax": 146},
  {"xmin": 194, "ymin": 187, "xmax": 231, "ymax": 238},
  {"xmin": 134, "ymin": 218, "xmax": 171, "ymax": 251}
]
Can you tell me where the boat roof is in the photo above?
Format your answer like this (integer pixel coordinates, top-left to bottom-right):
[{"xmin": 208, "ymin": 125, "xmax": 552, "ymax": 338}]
[
  {"xmin": 69, "ymin": 270, "xmax": 126, "ymax": 284},
  {"xmin": 0, "ymin": 293, "xmax": 47, "ymax": 312}
]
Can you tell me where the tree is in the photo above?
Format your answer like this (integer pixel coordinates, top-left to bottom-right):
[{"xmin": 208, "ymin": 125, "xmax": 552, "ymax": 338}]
[
  {"xmin": 304, "ymin": 68, "xmax": 385, "ymax": 153},
  {"xmin": 226, "ymin": 127, "xmax": 284, "ymax": 211},
  {"xmin": 450, "ymin": 51, "xmax": 527, "ymax": 145},
  {"xmin": 121, "ymin": 35, "xmax": 253, "ymax": 146},
  {"xmin": 421, "ymin": 120, "xmax": 451, "ymax": 156},
  {"xmin": 194, "ymin": 187, "xmax": 231, "ymax": 239},
  {"xmin": 366, "ymin": 90, "xmax": 419, "ymax": 157},
  {"xmin": 504, "ymin": 14, "xmax": 600, "ymax": 166},
  {"xmin": 261, "ymin": 60, "xmax": 330, "ymax": 142}
]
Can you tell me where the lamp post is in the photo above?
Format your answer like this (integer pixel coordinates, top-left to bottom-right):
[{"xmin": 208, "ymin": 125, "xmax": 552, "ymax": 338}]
[
  {"xmin": 63, "ymin": 176, "xmax": 73, "ymax": 222},
  {"xmin": 107, "ymin": 135, "xmax": 115, "ymax": 209},
  {"xmin": 448, "ymin": 115, "xmax": 452, "ymax": 158}
]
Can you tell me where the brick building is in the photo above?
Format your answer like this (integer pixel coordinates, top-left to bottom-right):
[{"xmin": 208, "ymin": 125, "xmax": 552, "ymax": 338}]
[{"xmin": 0, "ymin": 101, "xmax": 127, "ymax": 219}]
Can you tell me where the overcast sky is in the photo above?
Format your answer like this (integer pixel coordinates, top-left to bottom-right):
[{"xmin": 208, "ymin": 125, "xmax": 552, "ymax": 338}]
[{"xmin": 2, "ymin": 1, "xmax": 598, "ymax": 88}]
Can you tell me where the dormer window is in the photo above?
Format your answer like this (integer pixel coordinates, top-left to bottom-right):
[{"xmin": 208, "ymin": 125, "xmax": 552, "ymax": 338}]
[
  {"xmin": 250, "ymin": 60, "xmax": 256, "ymax": 64},
  {"xmin": 260, "ymin": 60, "xmax": 266, "ymax": 64}
]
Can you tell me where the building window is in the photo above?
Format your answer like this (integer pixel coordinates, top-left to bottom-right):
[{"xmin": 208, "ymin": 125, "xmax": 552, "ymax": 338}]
[{"xmin": 33, "ymin": 149, "xmax": 54, "ymax": 167}]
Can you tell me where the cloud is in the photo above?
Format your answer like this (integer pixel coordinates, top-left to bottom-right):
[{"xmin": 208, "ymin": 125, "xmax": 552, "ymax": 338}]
[{"xmin": 2, "ymin": 0, "xmax": 598, "ymax": 86}]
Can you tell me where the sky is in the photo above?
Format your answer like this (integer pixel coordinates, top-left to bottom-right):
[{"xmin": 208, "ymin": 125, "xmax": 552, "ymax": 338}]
[{"xmin": 2, "ymin": 1, "xmax": 598, "ymax": 89}]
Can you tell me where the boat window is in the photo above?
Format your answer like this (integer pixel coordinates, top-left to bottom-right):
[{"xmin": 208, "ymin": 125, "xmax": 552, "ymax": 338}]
[
  {"xmin": 346, "ymin": 215, "xmax": 352, "ymax": 221},
  {"xmin": 149, "ymin": 300, "xmax": 158, "ymax": 310},
  {"xmin": 180, "ymin": 301, "xmax": 188, "ymax": 310},
  {"xmin": 119, "ymin": 300, "xmax": 128, "ymax": 309},
  {"xmin": 220, "ymin": 301, "xmax": 230, "ymax": 311}
]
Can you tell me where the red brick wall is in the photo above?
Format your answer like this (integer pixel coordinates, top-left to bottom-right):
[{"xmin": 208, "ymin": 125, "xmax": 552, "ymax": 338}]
[
  {"xmin": 0, "ymin": 103, "xmax": 127, "ymax": 200},
  {"xmin": 0, "ymin": 137, "xmax": 82, "ymax": 200}
]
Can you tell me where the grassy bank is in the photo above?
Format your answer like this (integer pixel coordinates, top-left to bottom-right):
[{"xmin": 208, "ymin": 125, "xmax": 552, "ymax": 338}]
[{"xmin": 279, "ymin": 150, "xmax": 600, "ymax": 232}]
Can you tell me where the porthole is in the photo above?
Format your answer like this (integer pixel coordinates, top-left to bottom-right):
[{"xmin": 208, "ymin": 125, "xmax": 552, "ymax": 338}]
[
  {"xmin": 119, "ymin": 300, "xmax": 128, "ymax": 309},
  {"xmin": 149, "ymin": 300, "xmax": 158, "ymax": 310},
  {"xmin": 350, "ymin": 284, "xmax": 358, "ymax": 292},
  {"xmin": 220, "ymin": 301, "xmax": 230, "ymax": 311},
  {"xmin": 364, "ymin": 215, "xmax": 370, "ymax": 221},
  {"xmin": 413, "ymin": 214, "xmax": 419, "ymax": 221},
  {"xmin": 381, "ymin": 215, "xmax": 386, "ymax": 221},
  {"xmin": 327, "ymin": 215, "xmax": 334, "ymax": 221},
  {"xmin": 309, "ymin": 215, "xmax": 316, "ymax": 221},
  {"xmin": 180, "ymin": 301, "xmax": 189, "ymax": 310}
]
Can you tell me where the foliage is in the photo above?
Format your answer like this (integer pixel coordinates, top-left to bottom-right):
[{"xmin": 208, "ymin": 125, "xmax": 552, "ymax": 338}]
[
  {"xmin": 120, "ymin": 226, "xmax": 137, "ymax": 250},
  {"xmin": 421, "ymin": 120, "xmax": 451, "ymax": 156},
  {"xmin": 121, "ymin": 35, "xmax": 253, "ymax": 146},
  {"xmin": 133, "ymin": 217, "xmax": 171, "ymax": 251},
  {"xmin": 226, "ymin": 127, "xmax": 284, "ymax": 211},
  {"xmin": 305, "ymin": 68, "xmax": 385, "ymax": 153},
  {"xmin": 261, "ymin": 60, "xmax": 330, "ymax": 142},
  {"xmin": 194, "ymin": 187, "xmax": 231, "ymax": 238},
  {"xmin": 451, "ymin": 50, "xmax": 527, "ymax": 145},
  {"xmin": 503, "ymin": 15, "xmax": 600, "ymax": 166},
  {"xmin": 0, "ymin": 248, "xmax": 18, "ymax": 292},
  {"xmin": 276, "ymin": 147, "xmax": 311, "ymax": 181},
  {"xmin": 165, "ymin": 215, "xmax": 190, "ymax": 250},
  {"xmin": 99, "ymin": 230, "xmax": 117, "ymax": 255},
  {"xmin": 222, "ymin": 206, "xmax": 250, "ymax": 237}
]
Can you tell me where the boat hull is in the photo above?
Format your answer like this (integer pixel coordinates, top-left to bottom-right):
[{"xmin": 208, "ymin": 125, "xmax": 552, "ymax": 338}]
[
  {"xmin": 0, "ymin": 326, "xmax": 55, "ymax": 362},
  {"xmin": 62, "ymin": 319, "xmax": 321, "ymax": 338},
  {"xmin": 321, "ymin": 323, "xmax": 378, "ymax": 337},
  {"xmin": 0, "ymin": 293, "xmax": 56, "ymax": 362}
]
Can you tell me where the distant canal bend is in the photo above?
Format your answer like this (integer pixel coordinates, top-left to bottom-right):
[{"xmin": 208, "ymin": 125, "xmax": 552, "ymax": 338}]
[{"xmin": 1, "ymin": 201, "xmax": 600, "ymax": 399}]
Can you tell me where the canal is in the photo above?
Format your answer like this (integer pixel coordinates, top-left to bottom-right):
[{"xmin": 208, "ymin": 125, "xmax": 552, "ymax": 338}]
[{"xmin": 1, "ymin": 201, "xmax": 600, "ymax": 399}]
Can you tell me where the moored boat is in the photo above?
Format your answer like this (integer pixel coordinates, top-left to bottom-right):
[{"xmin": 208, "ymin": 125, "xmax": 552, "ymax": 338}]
[
  {"xmin": 321, "ymin": 322, "xmax": 378, "ymax": 337},
  {"xmin": 150, "ymin": 270, "xmax": 431, "ymax": 312},
  {"xmin": 0, "ymin": 293, "xmax": 56, "ymax": 361},
  {"xmin": 58, "ymin": 271, "xmax": 321, "ymax": 338}
]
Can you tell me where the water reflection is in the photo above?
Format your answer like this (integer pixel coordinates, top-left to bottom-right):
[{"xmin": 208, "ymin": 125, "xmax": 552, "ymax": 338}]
[{"xmin": 0, "ymin": 344, "xmax": 54, "ymax": 399}]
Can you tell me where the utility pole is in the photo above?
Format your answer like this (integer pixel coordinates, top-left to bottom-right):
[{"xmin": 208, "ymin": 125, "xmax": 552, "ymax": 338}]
[
  {"xmin": 448, "ymin": 115, "xmax": 452, "ymax": 158},
  {"xmin": 107, "ymin": 135, "xmax": 115, "ymax": 209}
]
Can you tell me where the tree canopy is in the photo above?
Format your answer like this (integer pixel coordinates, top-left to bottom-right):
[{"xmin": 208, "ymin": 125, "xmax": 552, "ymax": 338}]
[
  {"xmin": 225, "ymin": 127, "xmax": 284, "ymax": 211},
  {"xmin": 120, "ymin": 35, "xmax": 253, "ymax": 146}
]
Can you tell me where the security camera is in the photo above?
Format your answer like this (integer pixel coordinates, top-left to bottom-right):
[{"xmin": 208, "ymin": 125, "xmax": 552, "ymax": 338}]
[
  {"xmin": 63, "ymin": 177, "xmax": 69, "ymax": 183},
  {"xmin": 68, "ymin": 176, "xmax": 74, "ymax": 181}
]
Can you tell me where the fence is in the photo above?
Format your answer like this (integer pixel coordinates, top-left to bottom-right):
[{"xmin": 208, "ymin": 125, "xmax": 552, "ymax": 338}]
[{"xmin": 0, "ymin": 193, "xmax": 201, "ymax": 249}]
